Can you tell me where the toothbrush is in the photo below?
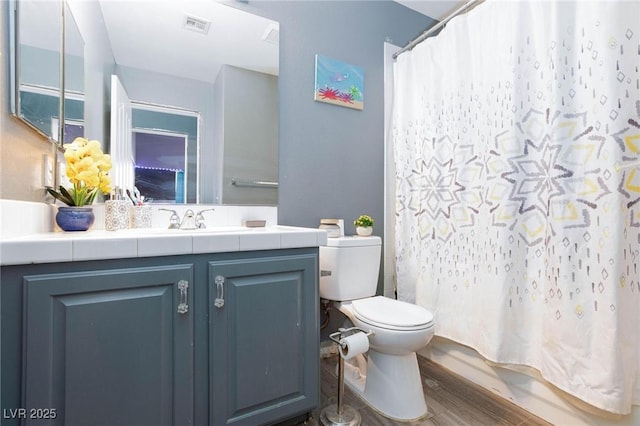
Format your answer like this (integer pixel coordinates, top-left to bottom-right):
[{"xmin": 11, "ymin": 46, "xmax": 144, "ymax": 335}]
[{"xmin": 126, "ymin": 189, "xmax": 137, "ymax": 205}]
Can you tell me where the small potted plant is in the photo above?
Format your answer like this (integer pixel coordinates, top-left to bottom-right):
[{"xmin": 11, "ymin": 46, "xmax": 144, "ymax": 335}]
[
  {"xmin": 47, "ymin": 137, "xmax": 112, "ymax": 231},
  {"xmin": 354, "ymin": 214, "xmax": 374, "ymax": 236}
]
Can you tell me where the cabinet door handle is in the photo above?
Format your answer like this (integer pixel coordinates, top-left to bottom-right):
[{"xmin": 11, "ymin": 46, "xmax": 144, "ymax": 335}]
[
  {"xmin": 177, "ymin": 280, "xmax": 189, "ymax": 314},
  {"xmin": 214, "ymin": 275, "xmax": 225, "ymax": 308}
]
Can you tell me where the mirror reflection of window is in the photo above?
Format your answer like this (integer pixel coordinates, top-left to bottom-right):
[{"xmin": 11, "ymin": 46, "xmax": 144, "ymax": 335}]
[
  {"xmin": 134, "ymin": 130, "xmax": 187, "ymax": 203},
  {"xmin": 63, "ymin": 121, "xmax": 85, "ymax": 143},
  {"xmin": 49, "ymin": 94, "xmax": 84, "ymax": 143},
  {"xmin": 51, "ymin": 117, "xmax": 84, "ymax": 144},
  {"xmin": 131, "ymin": 106, "xmax": 199, "ymax": 204},
  {"xmin": 18, "ymin": 86, "xmax": 59, "ymax": 136},
  {"xmin": 18, "ymin": 84, "xmax": 84, "ymax": 142},
  {"xmin": 62, "ymin": 95, "xmax": 84, "ymax": 143}
]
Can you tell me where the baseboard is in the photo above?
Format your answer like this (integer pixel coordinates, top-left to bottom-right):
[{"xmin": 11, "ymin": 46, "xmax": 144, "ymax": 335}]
[{"xmin": 419, "ymin": 337, "xmax": 639, "ymax": 426}]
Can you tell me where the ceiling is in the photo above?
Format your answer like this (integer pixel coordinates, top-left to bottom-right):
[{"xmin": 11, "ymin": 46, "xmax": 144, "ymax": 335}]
[
  {"xmin": 26, "ymin": 0, "xmax": 465, "ymax": 87},
  {"xmin": 95, "ymin": 0, "xmax": 464, "ymax": 85},
  {"xmin": 394, "ymin": 0, "xmax": 467, "ymax": 20},
  {"xmin": 97, "ymin": 0, "xmax": 279, "ymax": 83}
]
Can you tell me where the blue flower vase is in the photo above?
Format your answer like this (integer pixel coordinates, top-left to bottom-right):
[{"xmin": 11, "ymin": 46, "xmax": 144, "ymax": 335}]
[{"xmin": 56, "ymin": 206, "xmax": 95, "ymax": 232}]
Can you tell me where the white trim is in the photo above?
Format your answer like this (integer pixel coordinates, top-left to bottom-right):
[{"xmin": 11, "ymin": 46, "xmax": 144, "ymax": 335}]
[
  {"xmin": 383, "ymin": 41, "xmax": 401, "ymax": 299},
  {"xmin": 420, "ymin": 338, "xmax": 640, "ymax": 425},
  {"xmin": 130, "ymin": 100, "xmax": 199, "ymax": 118}
]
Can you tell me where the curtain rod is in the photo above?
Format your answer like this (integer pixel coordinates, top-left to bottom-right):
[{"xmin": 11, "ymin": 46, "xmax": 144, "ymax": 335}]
[{"xmin": 393, "ymin": 0, "xmax": 481, "ymax": 60}]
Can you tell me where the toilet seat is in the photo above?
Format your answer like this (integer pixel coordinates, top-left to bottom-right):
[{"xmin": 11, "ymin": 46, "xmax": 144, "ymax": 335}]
[{"xmin": 352, "ymin": 296, "xmax": 434, "ymax": 331}]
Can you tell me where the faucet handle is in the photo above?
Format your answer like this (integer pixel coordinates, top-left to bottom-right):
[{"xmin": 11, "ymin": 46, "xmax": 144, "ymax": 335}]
[
  {"xmin": 195, "ymin": 208, "xmax": 215, "ymax": 229},
  {"xmin": 159, "ymin": 208, "xmax": 180, "ymax": 229}
]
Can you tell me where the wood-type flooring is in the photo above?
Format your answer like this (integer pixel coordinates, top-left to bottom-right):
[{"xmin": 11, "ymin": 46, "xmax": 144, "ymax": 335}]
[{"xmin": 291, "ymin": 354, "xmax": 553, "ymax": 426}]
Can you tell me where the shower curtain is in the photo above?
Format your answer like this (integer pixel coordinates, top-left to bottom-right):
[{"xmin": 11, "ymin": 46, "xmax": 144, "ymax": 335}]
[{"xmin": 393, "ymin": 0, "xmax": 640, "ymax": 415}]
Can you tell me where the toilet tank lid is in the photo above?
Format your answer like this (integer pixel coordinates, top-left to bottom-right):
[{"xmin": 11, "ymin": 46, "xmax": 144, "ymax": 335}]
[{"xmin": 325, "ymin": 236, "xmax": 382, "ymax": 247}]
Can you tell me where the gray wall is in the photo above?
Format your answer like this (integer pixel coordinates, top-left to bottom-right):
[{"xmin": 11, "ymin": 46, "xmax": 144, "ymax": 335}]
[
  {"xmin": 252, "ymin": 1, "xmax": 433, "ymax": 235},
  {"xmin": 246, "ymin": 0, "xmax": 434, "ymax": 334},
  {"xmin": 66, "ymin": 0, "xmax": 114, "ymax": 144},
  {"xmin": 218, "ymin": 65, "xmax": 278, "ymax": 205}
]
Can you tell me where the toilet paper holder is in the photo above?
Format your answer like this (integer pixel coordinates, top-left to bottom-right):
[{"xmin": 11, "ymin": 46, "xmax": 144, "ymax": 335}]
[
  {"xmin": 328, "ymin": 326, "xmax": 374, "ymax": 345},
  {"xmin": 320, "ymin": 327, "xmax": 374, "ymax": 426}
]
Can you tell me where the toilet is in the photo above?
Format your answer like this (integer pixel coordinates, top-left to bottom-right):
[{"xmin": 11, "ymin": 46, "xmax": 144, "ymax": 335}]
[{"xmin": 319, "ymin": 236, "xmax": 435, "ymax": 422}]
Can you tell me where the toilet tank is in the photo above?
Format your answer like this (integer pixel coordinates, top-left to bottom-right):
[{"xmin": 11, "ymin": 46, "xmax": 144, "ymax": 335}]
[{"xmin": 319, "ymin": 236, "xmax": 381, "ymax": 301}]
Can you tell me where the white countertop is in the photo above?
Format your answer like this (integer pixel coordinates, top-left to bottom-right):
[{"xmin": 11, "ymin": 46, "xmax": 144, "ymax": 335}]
[{"xmin": 0, "ymin": 226, "xmax": 328, "ymax": 266}]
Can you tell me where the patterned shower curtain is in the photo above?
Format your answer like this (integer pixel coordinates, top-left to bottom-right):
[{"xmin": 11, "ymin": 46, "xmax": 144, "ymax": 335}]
[{"xmin": 392, "ymin": 0, "xmax": 639, "ymax": 414}]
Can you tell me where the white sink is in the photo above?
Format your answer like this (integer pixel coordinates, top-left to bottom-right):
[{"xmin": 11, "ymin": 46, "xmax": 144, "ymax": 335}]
[
  {"xmin": 118, "ymin": 226, "xmax": 257, "ymax": 235},
  {"xmin": 189, "ymin": 226, "xmax": 256, "ymax": 233}
]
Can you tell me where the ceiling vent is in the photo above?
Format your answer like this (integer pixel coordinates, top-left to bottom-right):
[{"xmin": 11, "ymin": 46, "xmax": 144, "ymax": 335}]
[
  {"xmin": 183, "ymin": 14, "xmax": 211, "ymax": 34},
  {"xmin": 262, "ymin": 23, "xmax": 279, "ymax": 45}
]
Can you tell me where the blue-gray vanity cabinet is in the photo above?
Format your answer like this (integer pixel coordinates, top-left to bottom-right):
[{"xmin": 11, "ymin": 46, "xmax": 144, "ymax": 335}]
[
  {"xmin": 1, "ymin": 248, "xmax": 320, "ymax": 426},
  {"xmin": 20, "ymin": 264, "xmax": 195, "ymax": 426},
  {"xmin": 208, "ymin": 253, "xmax": 319, "ymax": 426}
]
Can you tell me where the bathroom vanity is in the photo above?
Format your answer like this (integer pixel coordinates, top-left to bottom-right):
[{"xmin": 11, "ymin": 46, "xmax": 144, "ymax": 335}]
[{"xmin": 0, "ymin": 226, "xmax": 326, "ymax": 426}]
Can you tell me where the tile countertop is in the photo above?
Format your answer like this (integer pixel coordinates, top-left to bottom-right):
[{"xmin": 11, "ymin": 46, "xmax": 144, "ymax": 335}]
[{"xmin": 0, "ymin": 226, "xmax": 329, "ymax": 266}]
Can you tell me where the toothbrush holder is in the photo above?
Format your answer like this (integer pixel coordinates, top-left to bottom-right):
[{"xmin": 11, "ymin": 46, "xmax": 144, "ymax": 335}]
[
  {"xmin": 105, "ymin": 200, "xmax": 131, "ymax": 231},
  {"xmin": 130, "ymin": 205, "xmax": 152, "ymax": 228}
]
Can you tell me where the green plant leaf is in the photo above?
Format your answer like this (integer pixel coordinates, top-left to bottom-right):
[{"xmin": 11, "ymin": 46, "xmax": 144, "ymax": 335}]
[
  {"xmin": 85, "ymin": 189, "xmax": 98, "ymax": 206},
  {"xmin": 58, "ymin": 186, "xmax": 77, "ymax": 206},
  {"xmin": 354, "ymin": 214, "xmax": 374, "ymax": 227},
  {"xmin": 46, "ymin": 186, "xmax": 75, "ymax": 206}
]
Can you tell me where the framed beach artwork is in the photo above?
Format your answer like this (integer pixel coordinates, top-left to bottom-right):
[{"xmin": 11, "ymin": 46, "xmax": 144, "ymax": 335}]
[{"xmin": 314, "ymin": 54, "xmax": 364, "ymax": 111}]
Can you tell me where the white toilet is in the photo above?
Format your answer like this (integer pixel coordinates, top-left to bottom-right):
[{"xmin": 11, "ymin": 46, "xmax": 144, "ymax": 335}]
[{"xmin": 319, "ymin": 236, "xmax": 435, "ymax": 422}]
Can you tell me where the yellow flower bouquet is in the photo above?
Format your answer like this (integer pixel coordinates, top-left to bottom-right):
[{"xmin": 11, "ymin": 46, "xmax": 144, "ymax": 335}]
[{"xmin": 47, "ymin": 137, "xmax": 112, "ymax": 206}]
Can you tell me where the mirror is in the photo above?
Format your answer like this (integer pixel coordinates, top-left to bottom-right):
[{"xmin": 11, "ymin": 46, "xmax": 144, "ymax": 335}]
[
  {"xmin": 61, "ymin": 0, "xmax": 85, "ymax": 144},
  {"xmin": 10, "ymin": 0, "xmax": 84, "ymax": 145},
  {"xmin": 68, "ymin": 0, "xmax": 279, "ymax": 205},
  {"xmin": 10, "ymin": 0, "xmax": 62, "ymax": 141}
]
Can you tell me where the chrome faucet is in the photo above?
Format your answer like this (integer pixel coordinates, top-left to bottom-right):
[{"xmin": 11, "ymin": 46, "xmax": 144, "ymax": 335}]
[
  {"xmin": 179, "ymin": 210, "xmax": 197, "ymax": 230},
  {"xmin": 160, "ymin": 208, "xmax": 215, "ymax": 230},
  {"xmin": 159, "ymin": 208, "xmax": 181, "ymax": 229},
  {"xmin": 195, "ymin": 209, "xmax": 215, "ymax": 229}
]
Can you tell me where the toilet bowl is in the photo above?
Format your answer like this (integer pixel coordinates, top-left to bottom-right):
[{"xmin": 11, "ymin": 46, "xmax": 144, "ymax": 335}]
[
  {"xmin": 319, "ymin": 236, "xmax": 435, "ymax": 421},
  {"xmin": 336, "ymin": 297, "xmax": 434, "ymax": 421}
]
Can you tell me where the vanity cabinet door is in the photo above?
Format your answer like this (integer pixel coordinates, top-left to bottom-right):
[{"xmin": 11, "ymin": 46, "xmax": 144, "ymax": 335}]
[
  {"xmin": 22, "ymin": 265, "xmax": 194, "ymax": 426},
  {"xmin": 208, "ymin": 252, "xmax": 319, "ymax": 426}
]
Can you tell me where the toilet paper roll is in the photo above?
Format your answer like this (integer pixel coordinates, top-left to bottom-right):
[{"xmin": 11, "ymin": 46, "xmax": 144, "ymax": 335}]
[{"xmin": 338, "ymin": 332, "xmax": 369, "ymax": 361}]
